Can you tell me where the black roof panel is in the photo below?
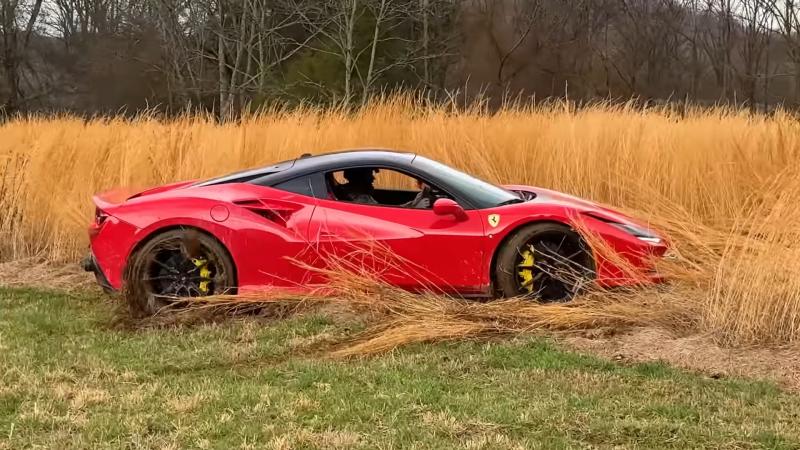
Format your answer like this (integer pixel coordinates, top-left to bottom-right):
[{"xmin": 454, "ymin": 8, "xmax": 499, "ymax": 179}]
[
  {"xmin": 291, "ymin": 149, "xmax": 416, "ymax": 172},
  {"xmin": 196, "ymin": 149, "xmax": 416, "ymax": 187},
  {"xmin": 194, "ymin": 159, "xmax": 296, "ymax": 187}
]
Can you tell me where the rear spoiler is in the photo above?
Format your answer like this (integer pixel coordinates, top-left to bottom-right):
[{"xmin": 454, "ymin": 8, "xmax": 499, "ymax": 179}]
[
  {"xmin": 92, "ymin": 188, "xmax": 137, "ymax": 211},
  {"xmin": 92, "ymin": 180, "xmax": 198, "ymax": 210},
  {"xmin": 126, "ymin": 180, "xmax": 198, "ymax": 200},
  {"xmin": 92, "ymin": 194, "xmax": 118, "ymax": 211}
]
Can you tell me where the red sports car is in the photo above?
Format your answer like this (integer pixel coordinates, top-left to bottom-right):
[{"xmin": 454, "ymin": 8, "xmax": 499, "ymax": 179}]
[{"xmin": 83, "ymin": 150, "xmax": 667, "ymax": 313}]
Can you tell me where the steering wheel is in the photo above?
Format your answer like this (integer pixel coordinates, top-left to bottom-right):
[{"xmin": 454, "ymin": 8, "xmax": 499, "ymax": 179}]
[{"xmin": 425, "ymin": 185, "xmax": 448, "ymax": 204}]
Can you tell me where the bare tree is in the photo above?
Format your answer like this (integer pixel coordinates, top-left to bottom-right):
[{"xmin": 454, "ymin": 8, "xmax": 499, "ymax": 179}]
[
  {"xmin": 599, "ymin": 0, "xmax": 684, "ymax": 98},
  {"xmin": 476, "ymin": 0, "xmax": 545, "ymax": 89},
  {"xmin": 736, "ymin": 0, "xmax": 771, "ymax": 106},
  {"xmin": 695, "ymin": 0, "xmax": 737, "ymax": 100},
  {"xmin": 51, "ymin": 0, "xmax": 121, "ymax": 40},
  {"xmin": 151, "ymin": 0, "xmax": 314, "ymax": 116},
  {"xmin": 412, "ymin": 0, "xmax": 457, "ymax": 91},
  {"xmin": 0, "ymin": 0, "xmax": 798, "ymax": 115},
  {"xmin": 669, "ymin": 0, "xmax": 706, "ymax": 99},
  {"xmin": 760, "ymin": 0, "xmax": 800, "ymax": 105},
  {"xmin": 288, "ymin": 0, "xmax": 360, "ymax": 106},
  {"xmin": 472, "ymin": 0, "xmax": 609, "ymax": 100},
  {"xmin": 288, "ymin": 0, "xmax": 432, "ymax": 107},
  {"xmin": 0, "ymin": 0, "xmax": 44, "ymax": 113},
  {"xmin": 356, "ymin": 0, "xmax": 399, "ymax": 104},
  {"xmin": 358, "ymin": 0, "xmax": 444, "ymax": 103},
  {"xmin": 151, "ymin": 0, "xmax": 204, "ymax": 107}
]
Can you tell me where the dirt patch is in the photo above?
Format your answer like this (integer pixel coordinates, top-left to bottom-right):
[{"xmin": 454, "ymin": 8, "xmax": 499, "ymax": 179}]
[
  {"xmin": 0, "ymin": 258, "xmax": 96, "ymax": 292},
  {"xmin": 564, "ymin": 327, "xmax": 800, "ymax": 392}
]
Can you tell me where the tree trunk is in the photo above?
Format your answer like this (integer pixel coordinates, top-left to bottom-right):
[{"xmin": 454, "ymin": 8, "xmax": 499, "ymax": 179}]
[
  {"xmin": 764, "ymin": 32, "xmax": 771, "ymax": 112},
  {"xmin": 422, "ymin": 0, "xmax": 429, "ymax": 86},
  {"xmin": 219, "ymin": 32, "xmax": 232, "ymax": 118},
  {"xmin": 343, "ymin": 0, "xmax": 358, "ymax": 108},
  {"xmin": 1, "ymin": 56, "xmax": 18, "ymax": 114},
  {"xmin": 1, "ymin": 0, "xmax": 19, "ymax": 113},
  {"xmin": 225, "ymin": 0, "xmax": 249, "ymax": 115},
  {"xmin": 362, "ymin": 0, "xmax": 386, "ymax": 104},
  {"xmin": 794, "ymin": 59, "xmax": 800, "ymax": 107}
]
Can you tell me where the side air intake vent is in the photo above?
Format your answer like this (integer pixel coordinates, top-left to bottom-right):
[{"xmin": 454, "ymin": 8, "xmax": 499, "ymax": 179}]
[{"xmin": 233, "ymin": 199, "xmax": 299, "ymax": 226}]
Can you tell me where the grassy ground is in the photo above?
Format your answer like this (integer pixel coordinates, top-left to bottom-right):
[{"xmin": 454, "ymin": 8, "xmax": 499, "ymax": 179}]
[{"xmin": 2, "ymin": 288, "xmax": 799, "ymax": 449}]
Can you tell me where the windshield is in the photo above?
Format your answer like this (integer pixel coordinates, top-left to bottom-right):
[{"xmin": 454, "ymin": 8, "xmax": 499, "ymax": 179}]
[{"xmin": 412, "ymin": 156, "xmax": 520, "ymax": 208}]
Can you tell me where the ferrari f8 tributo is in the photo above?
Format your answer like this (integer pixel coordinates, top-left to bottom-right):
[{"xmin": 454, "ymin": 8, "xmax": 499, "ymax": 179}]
[{"xmin": 83, "ymin": 150, "xmax": 668, "ymax": 313}]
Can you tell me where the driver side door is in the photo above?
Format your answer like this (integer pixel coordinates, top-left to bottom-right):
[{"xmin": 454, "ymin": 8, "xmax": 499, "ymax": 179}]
[{"xmin": 309, "ymin": 168, "xmax": 489, "ymax": 295}]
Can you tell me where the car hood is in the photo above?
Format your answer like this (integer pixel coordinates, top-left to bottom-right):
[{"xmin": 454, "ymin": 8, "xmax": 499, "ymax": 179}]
[{"xmin": 502, "ymin": 184, "xmax": 651, "ymax": 228}]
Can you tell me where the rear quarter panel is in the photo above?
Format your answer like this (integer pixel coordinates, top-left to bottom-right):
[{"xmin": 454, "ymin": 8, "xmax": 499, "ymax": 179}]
[{"xmin": 92, "ymin": 184, "xmax": 318, "ymax": 291}]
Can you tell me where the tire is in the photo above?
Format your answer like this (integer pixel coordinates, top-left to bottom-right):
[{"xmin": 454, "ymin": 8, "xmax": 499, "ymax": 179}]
[
  {"xmin": 494, "ymin": 222, "xmax": 595, "ymax": 302},
  {"xmin": 123, "ymin": 229, "xmax": 237, "ymax": 316}
]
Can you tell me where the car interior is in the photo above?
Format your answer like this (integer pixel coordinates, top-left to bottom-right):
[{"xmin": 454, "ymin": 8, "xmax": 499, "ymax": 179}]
[{"xmin": 324, "ymin": 168, "xmax": 451, "ymax": 208}]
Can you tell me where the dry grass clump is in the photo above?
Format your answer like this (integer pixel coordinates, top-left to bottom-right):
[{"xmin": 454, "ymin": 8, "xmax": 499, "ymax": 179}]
[
  {"xmin": 149, "ymin": 243, "xmax": 697, "ymax": 357},
  {"xmin": 2, "ymin": 99, "xmax": 800, "ymax": 347},
  {"xmin": 326, "ymin": 291, "xmax": 694, "ymax": 358},
  {"xmin": 704, "ymin": 167, "xmax": 800, "ymax": 345},
  {"xmin": 0, "ymin": 257, "xmax": 95, "ymax": 292}
]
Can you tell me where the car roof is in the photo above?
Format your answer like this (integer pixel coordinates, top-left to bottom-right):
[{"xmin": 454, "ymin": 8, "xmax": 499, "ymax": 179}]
[
  {"xmin": 196, "ymin": 149, "xmax": 416, "ymax": 187},
  {"xmin": 293, "ymin": 149, "xmax": 416, "ymax": 172}
]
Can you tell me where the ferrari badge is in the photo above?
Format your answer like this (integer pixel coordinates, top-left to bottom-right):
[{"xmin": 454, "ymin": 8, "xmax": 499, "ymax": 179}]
[{"xmin": 488, "ymin": 214, "xmax": 500, "ymax": 228}]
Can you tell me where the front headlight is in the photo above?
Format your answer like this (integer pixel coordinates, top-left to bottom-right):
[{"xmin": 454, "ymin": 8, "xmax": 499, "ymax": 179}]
[
  {"xmin": 582, "ymin": 212, "xmax": 664, "ymax": 244},
  {"xmin": 608, "ymin": 222, "xmax": 662, "ymax": 244}
]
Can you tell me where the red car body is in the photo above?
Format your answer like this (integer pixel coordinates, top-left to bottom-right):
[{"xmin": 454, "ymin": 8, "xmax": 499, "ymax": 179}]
[{"xmin": 84, "ymin": 150, "xmax": 667, "ymax": 297}]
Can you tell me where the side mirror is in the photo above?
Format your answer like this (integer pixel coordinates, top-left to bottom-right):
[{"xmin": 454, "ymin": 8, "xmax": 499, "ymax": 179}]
[{"xmin": 433, "ymin": 198, "xmax": 467, "ymax": 220}]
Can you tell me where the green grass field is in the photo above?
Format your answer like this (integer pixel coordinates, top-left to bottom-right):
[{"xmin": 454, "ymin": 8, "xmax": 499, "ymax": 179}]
[{"xmin": 2, "ymin": 288, "xmax": 800, "ymax": 449}]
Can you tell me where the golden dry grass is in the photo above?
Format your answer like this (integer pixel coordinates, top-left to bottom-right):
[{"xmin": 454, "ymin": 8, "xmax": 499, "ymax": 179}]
[
  {"xmin": 1, "ymin": 98, "xmax": 799, "ymax": 347},
  {"xmin": 163, "ymin": 243, "xmax": 698, "ymax": 357}
]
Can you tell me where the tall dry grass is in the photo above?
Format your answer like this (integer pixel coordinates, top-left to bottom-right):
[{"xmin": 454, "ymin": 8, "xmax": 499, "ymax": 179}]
[
  {"xmin": 172, "ymin": 245, "xmax": 698, "ymax": 357},
  {"xmin": 1, "ymin": 98, "xmax": 800, "ymax": 346}
]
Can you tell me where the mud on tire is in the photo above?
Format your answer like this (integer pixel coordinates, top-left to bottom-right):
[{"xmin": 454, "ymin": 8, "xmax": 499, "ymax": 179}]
[{"xmin": 123, "ymin": 228, "xmax": 236, "ymax": 317}]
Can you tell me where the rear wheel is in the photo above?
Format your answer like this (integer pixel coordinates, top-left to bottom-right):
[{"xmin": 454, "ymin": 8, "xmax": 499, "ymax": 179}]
[
  {"xmin": 124, "ymin": 229, "xmax": 236, "ymax": 316},
  {"xmin": 495, "ymin": 223, "xmax": 594, "ymax": 302}
]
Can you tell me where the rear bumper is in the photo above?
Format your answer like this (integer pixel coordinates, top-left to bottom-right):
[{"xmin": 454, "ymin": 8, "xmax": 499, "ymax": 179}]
[{"xmin": 82, "ymin": 253, "xmax": 116, "ymax": 294}]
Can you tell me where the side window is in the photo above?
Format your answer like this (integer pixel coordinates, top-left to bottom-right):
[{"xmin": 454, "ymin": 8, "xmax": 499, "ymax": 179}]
[
  {"xmin": 326, "ymin": 167, "xmax": 451, "ymax": 209},
  {"xmin": 273, "ymin": 176, "xmax": 314, "ymax": 197},
  {"xmin": 373, "ymin": 168, "xmax": 419, "ymax": 190}
]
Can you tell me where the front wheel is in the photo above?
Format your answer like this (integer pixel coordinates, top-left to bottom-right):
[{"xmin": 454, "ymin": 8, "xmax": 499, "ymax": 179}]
[
  {"xmin": 124, "ymin": 229, "xmax": 236, "ymax": 316},
  {"xmin": 494, "ymin": 223, "xmax": 595, "ymax": 302}
]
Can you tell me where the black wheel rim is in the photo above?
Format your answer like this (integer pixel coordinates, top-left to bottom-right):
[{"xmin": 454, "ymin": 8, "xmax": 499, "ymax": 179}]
[
  {"xmin": 142, "ymin": 236, "xmax": 228, "ymax": 299},
  {"xmin": 514, "ymin": 233, "xmax": 591, "ymax": 302}
]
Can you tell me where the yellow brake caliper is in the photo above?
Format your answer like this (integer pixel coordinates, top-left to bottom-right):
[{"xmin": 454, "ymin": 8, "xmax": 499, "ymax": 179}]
[
  {"xmin": 191, "ymin": 258, "xmax": 212, "ymax": 294},
  {"xmin": 517, "ymin": 248, "xmax": 535, "ymax": 293}
]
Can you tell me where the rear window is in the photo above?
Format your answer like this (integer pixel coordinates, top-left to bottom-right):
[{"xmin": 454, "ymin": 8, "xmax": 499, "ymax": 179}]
[
  {"xmin": 273, "ymin": 176, "xmax": 315, "ymax": 197},
  {"xmin": 194, "ymin": 160, "xmax": 296, "ymax": 186}
]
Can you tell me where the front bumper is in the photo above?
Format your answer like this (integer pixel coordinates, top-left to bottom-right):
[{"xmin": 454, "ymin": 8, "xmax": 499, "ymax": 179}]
[{"xmin": 82, "ymin": 253, "xmax": 116, "ymax": 294}]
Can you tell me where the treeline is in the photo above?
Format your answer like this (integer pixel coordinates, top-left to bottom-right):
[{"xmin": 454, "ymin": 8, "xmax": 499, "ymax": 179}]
[{"xmin": 1, "ymin": 0, "xmax": 799, "ymax": 116}]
